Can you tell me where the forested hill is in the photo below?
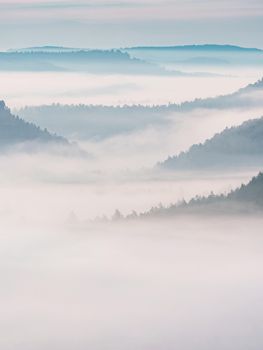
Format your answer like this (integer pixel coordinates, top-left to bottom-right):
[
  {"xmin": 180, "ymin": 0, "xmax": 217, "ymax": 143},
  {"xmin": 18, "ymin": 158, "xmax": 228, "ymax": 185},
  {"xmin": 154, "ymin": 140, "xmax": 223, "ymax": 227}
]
[
  {"xmin": 159, "ymin": 117, "xmax": 263, "ymax": 170},
  {"xmin": 17, "ymin": 78, "xmax": 263, "ymax": 141},
  {"xmin": 0, "ymin": 50, "xmax": 176, "ymax": 75},
  {"xmin": 113, "ymin": 173, "xmax": 263, "ymax": 221},
  {"xmin": 0, "ymin": 101, "xmax": 65, "ymax": 147}
]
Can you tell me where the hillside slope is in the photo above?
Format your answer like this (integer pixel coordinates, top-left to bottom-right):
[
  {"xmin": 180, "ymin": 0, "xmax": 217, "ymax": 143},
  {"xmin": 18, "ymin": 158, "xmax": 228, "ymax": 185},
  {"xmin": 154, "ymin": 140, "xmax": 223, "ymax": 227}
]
[
  {"xmin": 118, "ymin": 173, "xmax": 263, "ymax": 220},
  {"xmin": 159, "ymin": 117, "xmax": 263, "ymax": 170},
  {"xmin": 0, "ymin": 101, "xmax": 66, "ymax": 148}
]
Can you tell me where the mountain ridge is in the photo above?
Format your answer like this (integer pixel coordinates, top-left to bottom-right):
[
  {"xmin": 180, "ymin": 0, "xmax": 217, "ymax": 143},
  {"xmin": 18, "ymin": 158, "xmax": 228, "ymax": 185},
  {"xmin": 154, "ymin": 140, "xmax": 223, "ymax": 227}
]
[
  {"xmin": 16, "ymin": 77, "xmax": 263, "ymax": 141},
  {"xmin": 8, "ymin": 44, "xmax": 263, "ymax": 53},
  {"xmin": 0, "ymin": 50, "xmax": 181, "ymax": 75}
]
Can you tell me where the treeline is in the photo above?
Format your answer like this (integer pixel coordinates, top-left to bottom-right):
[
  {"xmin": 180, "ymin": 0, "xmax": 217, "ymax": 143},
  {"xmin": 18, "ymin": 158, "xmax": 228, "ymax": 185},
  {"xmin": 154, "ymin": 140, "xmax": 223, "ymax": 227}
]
[{"xmin": 100, "ymin": 172, "xmax": 263, "ymax": 222}]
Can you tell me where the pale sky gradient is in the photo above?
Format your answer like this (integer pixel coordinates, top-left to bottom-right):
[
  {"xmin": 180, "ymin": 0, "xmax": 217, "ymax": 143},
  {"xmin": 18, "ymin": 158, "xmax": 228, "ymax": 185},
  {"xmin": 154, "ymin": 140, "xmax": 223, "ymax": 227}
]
[{"xmin": 0, "ymin": 0, "xmax": 263, "ymax": 50}]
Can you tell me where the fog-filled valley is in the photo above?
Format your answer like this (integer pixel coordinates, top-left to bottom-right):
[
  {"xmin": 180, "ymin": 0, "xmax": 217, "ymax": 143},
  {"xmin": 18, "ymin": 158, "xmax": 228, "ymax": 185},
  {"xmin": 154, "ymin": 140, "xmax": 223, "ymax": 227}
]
[
  {"xmin": 1, "ymin": 43, "xmax": 263, "ymax": 349},
  {"xmin": 1, "ymin": 217, "xmax": 263, "ymax": 350}
]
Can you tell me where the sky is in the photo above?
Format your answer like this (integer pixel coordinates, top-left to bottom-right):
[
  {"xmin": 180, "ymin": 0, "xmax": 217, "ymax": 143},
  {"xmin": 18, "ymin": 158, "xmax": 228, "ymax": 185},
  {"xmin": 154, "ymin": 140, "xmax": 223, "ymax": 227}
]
[{"xmin": 0, "ymin": 0, "xmax": 263, "ymax": 50}]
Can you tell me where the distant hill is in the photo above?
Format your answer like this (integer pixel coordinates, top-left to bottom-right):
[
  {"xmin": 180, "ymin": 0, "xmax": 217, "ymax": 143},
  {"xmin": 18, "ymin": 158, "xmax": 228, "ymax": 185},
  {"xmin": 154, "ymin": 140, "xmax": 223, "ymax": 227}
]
[
  {"xmin": 0, "ymin": 49, "xmax": 179, "ymax": 75},
  {"xmin": 126, "ymin": 44, "xmax": 262, "ymax": 52},
  {"xmin": 159, "ymin": 117, "xmax": 263, "ymax": 171},
  {"xmin": 8, "ymin": 46, "xmax": 85, "ymax": 53},
  {"xmin": 0, "ymin": 101, "xmax": 66, "ymax": 149},
  {"xmin": 5, "ymin": 45, "xmax": 263, "ymax": 75},
  {"xmin": 124, "ymin": 44, "xmax": 263, "ymax": 68},
  {"xmin": 11, "ymin": 44, "xmax": 263, "ymax": 53},
  {"xmin": 175, "ymin": 78, "xmax": 263, "ymax": 110},
  {"xmin": 114, "ymin": 173, "xmax": 263, "ymax": 221},
  {"xmin": 17, "ymin": 78, "xmax": 263, "ymax": 141},
  {"xmin": 17, "ymin": 104, "xmax": 169, "ymax": 141}
]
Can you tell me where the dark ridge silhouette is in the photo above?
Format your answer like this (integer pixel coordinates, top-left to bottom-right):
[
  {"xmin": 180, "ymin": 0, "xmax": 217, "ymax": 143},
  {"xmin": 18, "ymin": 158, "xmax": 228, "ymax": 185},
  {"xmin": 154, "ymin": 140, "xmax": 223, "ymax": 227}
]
[
  {"xmin": 159, "ymin": 116, "xmax": 263, "ymax": 171},
  {"xmin": 110, "ymin": 172, "xmax": 263, "ymax": 221},
  {"xmin": 0, "ymin": 100, "xmax": 66, "ymax": 148}
]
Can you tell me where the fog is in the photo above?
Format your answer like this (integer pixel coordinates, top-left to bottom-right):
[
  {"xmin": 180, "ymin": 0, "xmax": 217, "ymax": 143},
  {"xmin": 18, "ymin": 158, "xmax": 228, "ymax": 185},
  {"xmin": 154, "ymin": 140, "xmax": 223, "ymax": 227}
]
[
  {"xmin": 1, "ymin": 98, "xmax": 263, "ymax": 225},
  {"xmin": 1, "ymin": 125, "xmax": 261, "ymax": 349},
  {"xmin": 11, "ymin": 75, "xmax": 263, "ymax": 170},
  {"xmin": 0, "ymin": 71, "xmax": 254, "ymax": 108},
  {"xmin": 1, "ymin": 217, "xmax": 263, "ymax": 349},
  {"xmin": 0, "ymin": 145, "xmax": 258, "ymax": 226},
  {"xmin": 86, "ymin": 105, "xmax": 263, "ymax": 168},
  {"xmin": 1, "ymin": 49, "xmax": 263, "ymax": 350}
]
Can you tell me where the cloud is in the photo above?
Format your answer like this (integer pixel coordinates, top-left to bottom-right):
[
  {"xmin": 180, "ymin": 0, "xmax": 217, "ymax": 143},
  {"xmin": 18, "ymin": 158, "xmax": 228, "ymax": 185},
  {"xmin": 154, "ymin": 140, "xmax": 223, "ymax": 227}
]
[{"xmin": 0, "ymin": 0, "xmax": 263, "ymax": 22}]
